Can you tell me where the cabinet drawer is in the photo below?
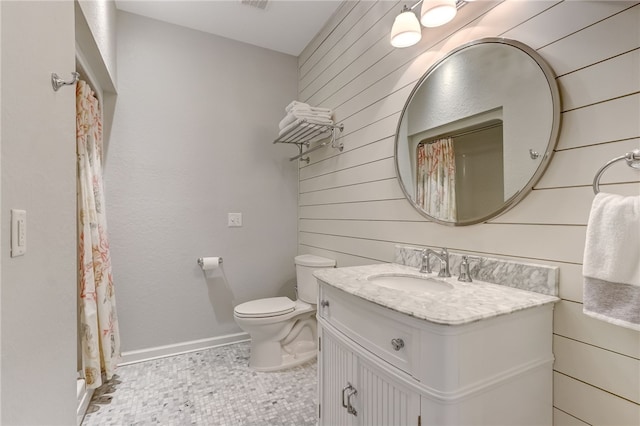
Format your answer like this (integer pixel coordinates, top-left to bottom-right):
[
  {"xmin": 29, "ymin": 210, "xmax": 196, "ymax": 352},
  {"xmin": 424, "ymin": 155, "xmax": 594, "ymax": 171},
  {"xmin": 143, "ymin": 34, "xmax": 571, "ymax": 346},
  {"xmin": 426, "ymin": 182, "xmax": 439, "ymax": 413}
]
[{"xmin": 319, "ymin": 283, "xmax": 418, "ymax": 376}]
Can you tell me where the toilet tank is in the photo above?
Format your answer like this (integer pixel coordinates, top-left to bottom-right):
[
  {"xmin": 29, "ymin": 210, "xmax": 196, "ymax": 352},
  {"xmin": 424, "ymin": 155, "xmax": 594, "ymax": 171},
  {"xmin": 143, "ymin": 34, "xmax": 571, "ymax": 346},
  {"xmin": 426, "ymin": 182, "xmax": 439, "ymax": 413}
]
[{"xmin": 295, "ymin": 254, "xmax": 336, "ymax": 304}]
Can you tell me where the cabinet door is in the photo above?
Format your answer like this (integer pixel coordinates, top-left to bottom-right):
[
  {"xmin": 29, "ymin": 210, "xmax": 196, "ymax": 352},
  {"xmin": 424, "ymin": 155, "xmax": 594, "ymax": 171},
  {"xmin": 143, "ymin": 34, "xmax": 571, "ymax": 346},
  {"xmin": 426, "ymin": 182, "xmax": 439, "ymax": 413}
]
[
  {"xmin": 319, "ymin": 324, "xmax": 358, "ymax": 426},
  {"xmin": 320, "ymin": 323, "xmax": 421, "ymax": 426},
  {"xmin": 357, "ymin": 356, "xmax": 421, "ymax": 426}
]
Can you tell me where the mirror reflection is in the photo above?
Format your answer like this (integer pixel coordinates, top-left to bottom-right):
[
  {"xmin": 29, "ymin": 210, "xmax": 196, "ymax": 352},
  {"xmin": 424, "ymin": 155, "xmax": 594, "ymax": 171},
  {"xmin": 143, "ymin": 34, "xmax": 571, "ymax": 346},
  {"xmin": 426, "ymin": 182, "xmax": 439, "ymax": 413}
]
[{"xmin": 395, "ymin": 38, "xmax": 561, "ymax": 225}]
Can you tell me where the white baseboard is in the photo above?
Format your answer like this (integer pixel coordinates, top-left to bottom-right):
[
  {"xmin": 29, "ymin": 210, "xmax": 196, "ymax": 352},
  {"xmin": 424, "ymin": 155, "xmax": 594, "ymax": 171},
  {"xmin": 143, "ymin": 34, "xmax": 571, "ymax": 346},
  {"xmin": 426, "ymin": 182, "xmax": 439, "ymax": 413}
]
[
  {"xmin": 77, "ymin": 378, "xmax": 94, "ymax": 426},
  {"xmin": 118, "ymin": 332, "xmax": 250, "ymax": 366}
]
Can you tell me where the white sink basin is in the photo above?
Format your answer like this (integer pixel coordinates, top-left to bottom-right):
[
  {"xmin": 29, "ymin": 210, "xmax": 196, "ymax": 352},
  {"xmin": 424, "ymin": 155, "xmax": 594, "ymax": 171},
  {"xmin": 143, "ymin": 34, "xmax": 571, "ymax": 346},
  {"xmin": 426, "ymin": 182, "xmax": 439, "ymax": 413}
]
[{"xmin": 367, "ymin": 274, "xmax": 453, "ymax": 293}]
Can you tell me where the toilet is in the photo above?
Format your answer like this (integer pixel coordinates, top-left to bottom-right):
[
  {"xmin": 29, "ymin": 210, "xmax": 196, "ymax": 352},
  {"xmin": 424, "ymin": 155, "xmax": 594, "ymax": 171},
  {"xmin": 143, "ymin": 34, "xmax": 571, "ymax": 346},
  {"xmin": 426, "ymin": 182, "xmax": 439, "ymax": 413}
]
[{"xmin": 233, "ymin": 254, "xmax": 335, "ymax": 371}]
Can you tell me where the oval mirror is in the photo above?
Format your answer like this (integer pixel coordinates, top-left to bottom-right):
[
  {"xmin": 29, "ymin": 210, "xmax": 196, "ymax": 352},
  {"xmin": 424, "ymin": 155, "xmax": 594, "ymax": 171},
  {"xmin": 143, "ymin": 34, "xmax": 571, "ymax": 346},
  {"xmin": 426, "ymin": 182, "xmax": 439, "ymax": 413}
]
[{"xmin": 395, "ymin": 38, "xmax": 561, "ymax": 226}]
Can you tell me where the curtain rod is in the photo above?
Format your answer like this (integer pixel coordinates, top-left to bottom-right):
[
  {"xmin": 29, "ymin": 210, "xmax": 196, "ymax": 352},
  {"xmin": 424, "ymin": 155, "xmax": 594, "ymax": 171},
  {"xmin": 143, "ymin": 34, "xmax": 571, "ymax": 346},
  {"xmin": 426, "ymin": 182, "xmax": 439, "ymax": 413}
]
[
  {"xmin": 75, "ymin": 43, "xmax": 103, "ymax": 105},
  {"xmin": 420, "ymin": 121, "xmax": 503, "ymax": 144}
]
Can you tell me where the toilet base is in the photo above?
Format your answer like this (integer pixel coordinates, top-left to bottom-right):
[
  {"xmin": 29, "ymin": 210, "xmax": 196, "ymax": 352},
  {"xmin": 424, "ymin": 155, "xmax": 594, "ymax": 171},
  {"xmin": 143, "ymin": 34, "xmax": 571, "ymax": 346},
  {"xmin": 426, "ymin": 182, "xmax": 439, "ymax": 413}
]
[
  {"xmin": 248, "ymin": 327, "xmax": 317, "ymax": 372},
  {"xmin": 251, "ymin": 344, "xmax": 317, "ymax": 372}
]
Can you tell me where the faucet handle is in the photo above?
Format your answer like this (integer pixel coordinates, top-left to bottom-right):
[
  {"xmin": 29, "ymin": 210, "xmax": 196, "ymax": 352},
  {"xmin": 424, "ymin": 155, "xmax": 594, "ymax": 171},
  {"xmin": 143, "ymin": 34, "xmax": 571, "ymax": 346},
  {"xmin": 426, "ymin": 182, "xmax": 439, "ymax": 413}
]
[
  {"xmin": 419, "ymin": 248, "xmax": 429, "ymax": 273},
  {"xmin": 458, "ymin": 255, "xmax": 480, "ymax": 282}
]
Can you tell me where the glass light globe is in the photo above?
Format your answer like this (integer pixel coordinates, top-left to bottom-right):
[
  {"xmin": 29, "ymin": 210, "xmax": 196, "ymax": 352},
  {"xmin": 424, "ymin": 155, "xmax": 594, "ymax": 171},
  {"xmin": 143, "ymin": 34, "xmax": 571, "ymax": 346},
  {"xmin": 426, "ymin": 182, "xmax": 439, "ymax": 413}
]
[
  {"xmin": 420, "ymin": 0, "xmax": 457, "ymax": 28},
  {"xmin": 390, "ymin": 9, "xmax": 422, "ymax": 48}
]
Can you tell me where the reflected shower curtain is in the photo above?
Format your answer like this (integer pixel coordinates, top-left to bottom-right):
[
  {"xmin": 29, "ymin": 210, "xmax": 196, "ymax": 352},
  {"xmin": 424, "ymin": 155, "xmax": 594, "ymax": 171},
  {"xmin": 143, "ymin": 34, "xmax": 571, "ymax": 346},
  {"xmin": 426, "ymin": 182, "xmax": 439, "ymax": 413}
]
[
  {"xmin": 77, "ymin": 80, "xmax": 121, "ymax": 389},
  {"xmin": 416, "ymin": 137, "xmax": 457, "ymax": 221}
]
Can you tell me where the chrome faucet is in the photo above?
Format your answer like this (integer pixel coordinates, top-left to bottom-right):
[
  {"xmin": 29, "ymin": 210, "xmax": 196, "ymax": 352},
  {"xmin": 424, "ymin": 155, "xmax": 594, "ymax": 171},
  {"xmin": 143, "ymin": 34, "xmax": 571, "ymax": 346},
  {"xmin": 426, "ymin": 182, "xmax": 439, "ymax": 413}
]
[{"xmin": 420, "ymin": 248, "xmax": 451, "ymax": 277}]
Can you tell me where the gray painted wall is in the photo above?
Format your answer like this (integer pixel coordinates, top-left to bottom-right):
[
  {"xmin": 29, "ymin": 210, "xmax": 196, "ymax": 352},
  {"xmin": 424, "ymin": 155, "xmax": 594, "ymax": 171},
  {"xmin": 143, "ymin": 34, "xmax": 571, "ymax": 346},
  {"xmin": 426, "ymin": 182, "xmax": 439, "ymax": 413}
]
[{"xmin": 107, "ymin": 12, "xmax": 299, "ymax": 352}]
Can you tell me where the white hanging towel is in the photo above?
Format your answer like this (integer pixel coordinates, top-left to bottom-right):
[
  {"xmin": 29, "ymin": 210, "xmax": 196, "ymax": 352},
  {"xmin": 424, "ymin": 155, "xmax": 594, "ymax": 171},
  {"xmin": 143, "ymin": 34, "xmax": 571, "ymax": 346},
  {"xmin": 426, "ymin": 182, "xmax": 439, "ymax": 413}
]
[{"xmin": 582, "ymin": 192, "xmax": 640, "ymax": 330}]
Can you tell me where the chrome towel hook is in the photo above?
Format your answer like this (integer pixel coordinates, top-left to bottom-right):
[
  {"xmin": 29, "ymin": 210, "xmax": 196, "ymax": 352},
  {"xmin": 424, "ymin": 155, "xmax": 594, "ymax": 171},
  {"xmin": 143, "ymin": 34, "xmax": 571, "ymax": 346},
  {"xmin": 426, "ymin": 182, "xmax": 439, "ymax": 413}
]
[
  {"xmin": 51, "ymin": 71, "xmax": 80, "ymax": 92},
  {"xmin": 592, "ymin": 149, "xmax": 640, "ymax": 194}
]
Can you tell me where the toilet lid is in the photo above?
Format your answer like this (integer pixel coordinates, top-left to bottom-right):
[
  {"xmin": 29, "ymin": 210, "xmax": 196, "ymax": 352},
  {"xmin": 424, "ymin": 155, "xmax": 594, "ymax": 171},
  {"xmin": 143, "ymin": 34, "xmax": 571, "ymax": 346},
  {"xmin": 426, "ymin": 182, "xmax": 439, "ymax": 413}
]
[{"xmin": 234, "ymin": 297, "xmax": 296, "ymax": 318}]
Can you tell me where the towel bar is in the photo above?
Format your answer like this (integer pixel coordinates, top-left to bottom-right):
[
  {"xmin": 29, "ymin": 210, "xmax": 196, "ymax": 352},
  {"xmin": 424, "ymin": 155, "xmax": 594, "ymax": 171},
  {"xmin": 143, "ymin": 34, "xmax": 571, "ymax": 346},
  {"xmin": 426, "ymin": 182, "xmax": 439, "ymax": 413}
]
[
  {"xmin": 273, "ymin": 119, "xmax": 344, "ymax": 164},
  {"xmin": 592, "ymin": 149, "xmax": 640, "ymax": 194}
]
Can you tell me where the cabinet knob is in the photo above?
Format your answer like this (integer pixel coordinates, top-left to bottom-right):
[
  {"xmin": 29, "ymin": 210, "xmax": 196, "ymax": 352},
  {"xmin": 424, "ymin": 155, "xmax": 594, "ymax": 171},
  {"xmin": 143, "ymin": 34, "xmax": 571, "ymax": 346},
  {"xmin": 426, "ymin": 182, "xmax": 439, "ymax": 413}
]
[
  {"xmin": 320, "ymin": 300, "xmax": 330, "ymax": 308},
  {"xmin": 391, "ymin": 338, "xmax": 405, "ymax": 351}
]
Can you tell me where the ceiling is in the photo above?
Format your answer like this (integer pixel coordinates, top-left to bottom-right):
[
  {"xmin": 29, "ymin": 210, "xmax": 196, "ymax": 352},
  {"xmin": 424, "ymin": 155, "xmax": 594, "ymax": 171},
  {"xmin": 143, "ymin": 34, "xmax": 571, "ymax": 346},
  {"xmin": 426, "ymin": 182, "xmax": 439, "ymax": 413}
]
[{"xmin": 115, "ymin": 0, "xmax": 344, "ymax": 56}]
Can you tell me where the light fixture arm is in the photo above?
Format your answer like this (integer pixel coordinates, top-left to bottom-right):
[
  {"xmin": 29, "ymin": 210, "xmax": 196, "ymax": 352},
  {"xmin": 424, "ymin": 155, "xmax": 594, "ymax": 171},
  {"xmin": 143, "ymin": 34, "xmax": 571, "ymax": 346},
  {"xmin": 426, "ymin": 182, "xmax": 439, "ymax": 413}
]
[
  {"xmin": 407, "ymin": 0, "xmax": 424, "ymax": 11},
  {"xmin": 405, "ymin": 0, "xmax": 466, "ymax": 12}
]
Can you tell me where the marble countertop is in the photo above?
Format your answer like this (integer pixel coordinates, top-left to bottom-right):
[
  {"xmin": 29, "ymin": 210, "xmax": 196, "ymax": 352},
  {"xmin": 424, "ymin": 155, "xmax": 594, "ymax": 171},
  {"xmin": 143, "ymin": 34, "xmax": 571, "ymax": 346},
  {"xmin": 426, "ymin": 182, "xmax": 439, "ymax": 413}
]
[{"xmin": 314, "ymin": 263, "xmax": 559, "ymax": 326}]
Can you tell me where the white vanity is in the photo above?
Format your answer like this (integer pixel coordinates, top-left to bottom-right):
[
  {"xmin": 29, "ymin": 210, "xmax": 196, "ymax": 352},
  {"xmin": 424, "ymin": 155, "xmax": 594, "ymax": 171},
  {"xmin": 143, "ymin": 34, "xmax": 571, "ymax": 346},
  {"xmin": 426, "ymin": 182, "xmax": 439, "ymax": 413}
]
[{"xmin": 314, "ymin": 262, "xmax": 558, "ymax": 426}]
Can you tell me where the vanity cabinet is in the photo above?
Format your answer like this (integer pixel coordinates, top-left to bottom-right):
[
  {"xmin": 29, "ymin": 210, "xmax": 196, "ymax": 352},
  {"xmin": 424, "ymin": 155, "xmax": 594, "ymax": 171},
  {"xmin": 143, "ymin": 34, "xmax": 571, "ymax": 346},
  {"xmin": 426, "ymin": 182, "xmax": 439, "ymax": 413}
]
[
  {"xmin": 317, "ymin": 282, "xmax": 555, "ymax": 426},
  {"xmin": 319, "ymin": 324, "xmax": 420, "ymax": 425}
]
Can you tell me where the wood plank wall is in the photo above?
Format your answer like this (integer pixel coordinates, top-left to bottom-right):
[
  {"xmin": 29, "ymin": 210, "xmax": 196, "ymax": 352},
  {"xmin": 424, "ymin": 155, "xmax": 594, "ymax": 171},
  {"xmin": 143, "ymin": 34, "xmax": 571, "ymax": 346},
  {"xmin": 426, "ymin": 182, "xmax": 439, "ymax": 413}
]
[{"xmin": 295, "ymin": 1, "xmax": 640, "ymax": 424}]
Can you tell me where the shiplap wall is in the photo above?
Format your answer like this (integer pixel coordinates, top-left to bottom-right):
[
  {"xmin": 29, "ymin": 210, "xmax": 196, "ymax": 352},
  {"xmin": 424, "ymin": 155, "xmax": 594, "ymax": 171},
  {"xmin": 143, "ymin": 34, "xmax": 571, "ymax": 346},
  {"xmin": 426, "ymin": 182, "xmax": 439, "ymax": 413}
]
[{"xmin": 296, "ymin": 1, "xmax": 640, "ymax": 424}]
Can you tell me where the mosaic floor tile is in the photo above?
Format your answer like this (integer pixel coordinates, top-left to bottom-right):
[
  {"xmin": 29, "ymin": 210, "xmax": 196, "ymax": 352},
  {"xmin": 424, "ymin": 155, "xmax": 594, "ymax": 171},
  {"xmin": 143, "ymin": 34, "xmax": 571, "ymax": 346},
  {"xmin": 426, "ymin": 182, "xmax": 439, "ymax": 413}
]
[{"xmin": 82, "ymin": 342, "xmax": 317, "ymax": 425}]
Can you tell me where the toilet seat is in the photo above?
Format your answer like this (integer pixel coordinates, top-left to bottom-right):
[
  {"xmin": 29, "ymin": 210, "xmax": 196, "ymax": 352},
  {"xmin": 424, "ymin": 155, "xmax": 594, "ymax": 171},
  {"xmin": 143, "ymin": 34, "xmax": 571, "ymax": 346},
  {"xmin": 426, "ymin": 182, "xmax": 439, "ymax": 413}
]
[{"xmin": 234, "ymin": 297, "xmax": 296, "ymax": 319}]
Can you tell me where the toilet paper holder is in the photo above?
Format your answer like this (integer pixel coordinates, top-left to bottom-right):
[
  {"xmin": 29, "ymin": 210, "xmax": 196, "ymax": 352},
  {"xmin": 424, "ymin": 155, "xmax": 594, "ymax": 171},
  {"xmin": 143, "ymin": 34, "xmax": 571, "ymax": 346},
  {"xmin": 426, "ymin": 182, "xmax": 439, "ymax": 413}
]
[{"xmin": 197, "ymin": 257, "xmax": 223, "ymax": 268}]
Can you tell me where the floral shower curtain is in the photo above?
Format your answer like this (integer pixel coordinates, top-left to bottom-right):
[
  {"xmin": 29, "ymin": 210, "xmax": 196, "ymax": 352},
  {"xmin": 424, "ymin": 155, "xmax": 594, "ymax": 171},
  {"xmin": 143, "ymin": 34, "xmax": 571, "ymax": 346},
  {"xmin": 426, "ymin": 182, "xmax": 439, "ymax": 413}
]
[
  {"xmin": 77, "ymin": 80, "xmax": 121, "ymax": 389},
  {"xmin": 416, "ymin": 137, "xmax": 457, "ymax": 221}
]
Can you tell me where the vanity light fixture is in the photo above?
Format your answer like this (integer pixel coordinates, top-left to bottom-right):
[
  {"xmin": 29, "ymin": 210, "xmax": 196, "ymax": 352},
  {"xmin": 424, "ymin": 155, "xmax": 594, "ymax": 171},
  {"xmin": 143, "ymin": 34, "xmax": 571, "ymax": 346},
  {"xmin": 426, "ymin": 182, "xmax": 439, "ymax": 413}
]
[
  {"xmin": 390, "ymin": 5, "xmax": 423, "ymax": 48},
  {"xmin": 390, "ymin": 0, "xmax": 468, "ymax": 48}
]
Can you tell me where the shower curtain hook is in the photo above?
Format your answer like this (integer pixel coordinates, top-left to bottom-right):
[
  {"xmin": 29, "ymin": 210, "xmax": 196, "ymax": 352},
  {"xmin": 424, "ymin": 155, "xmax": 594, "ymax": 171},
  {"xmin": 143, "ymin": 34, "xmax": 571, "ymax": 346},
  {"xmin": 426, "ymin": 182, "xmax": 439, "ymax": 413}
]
[{"xmin": 51, "ymin": 71, "xmax": 80, "ymax": 92}]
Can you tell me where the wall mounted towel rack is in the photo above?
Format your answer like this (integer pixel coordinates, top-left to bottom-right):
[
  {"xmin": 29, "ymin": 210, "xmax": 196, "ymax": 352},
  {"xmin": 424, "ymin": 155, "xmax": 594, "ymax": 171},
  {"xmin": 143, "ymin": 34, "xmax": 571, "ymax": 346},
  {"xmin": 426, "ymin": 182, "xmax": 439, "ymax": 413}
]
[
  {"xmin": 273, "ymin": 119, "xmax": 344, "ymax": 164},
  {"xmin": 592, "ymin": 149, "xmax": 640, "ymax": 194}
]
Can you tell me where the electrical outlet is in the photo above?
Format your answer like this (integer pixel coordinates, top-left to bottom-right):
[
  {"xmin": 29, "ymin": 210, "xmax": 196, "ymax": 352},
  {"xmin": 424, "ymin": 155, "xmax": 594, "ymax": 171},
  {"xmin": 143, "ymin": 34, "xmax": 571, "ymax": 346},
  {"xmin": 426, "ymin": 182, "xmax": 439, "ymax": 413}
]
[{"xmin": 228, "ymin": 212, "xmax": 243, "ymax": 227}]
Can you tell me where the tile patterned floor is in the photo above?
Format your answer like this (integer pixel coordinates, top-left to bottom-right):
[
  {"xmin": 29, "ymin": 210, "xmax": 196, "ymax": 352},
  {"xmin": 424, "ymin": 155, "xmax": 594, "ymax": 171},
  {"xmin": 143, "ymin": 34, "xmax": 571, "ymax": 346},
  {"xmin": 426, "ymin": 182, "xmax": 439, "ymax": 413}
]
[{"xmin": 82, "ymin": 342, "xmax": 317, "ymax": 425}]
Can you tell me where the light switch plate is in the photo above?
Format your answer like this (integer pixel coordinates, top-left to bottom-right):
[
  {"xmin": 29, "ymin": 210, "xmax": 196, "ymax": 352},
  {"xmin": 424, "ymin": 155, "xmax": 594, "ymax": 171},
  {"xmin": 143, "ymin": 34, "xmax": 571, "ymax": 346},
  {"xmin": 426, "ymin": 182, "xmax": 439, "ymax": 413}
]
[
  {"xmin": 228, "ymin": 212, "xmax": 242, "ymax": 227},
  {"xmin": 11, "ymin": 209, "xmax": 26, "ymax": 257}
]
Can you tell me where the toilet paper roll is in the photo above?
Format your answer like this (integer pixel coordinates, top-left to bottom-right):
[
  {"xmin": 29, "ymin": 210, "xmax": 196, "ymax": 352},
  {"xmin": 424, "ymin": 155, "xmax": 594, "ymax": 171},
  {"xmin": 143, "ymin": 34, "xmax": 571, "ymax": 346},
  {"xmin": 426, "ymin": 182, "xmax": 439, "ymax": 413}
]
[{"xmin": 198, "ymin": 257, "xmax": 223, "ymax": 271}]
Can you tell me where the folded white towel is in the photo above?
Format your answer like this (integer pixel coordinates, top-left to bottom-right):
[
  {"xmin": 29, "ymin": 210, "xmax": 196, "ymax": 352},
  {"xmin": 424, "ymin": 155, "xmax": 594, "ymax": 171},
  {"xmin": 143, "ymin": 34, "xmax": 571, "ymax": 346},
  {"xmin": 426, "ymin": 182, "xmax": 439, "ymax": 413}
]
[
  {"xmin": 278, "ymin": 117, "xmax": 335, "ymax": 137},
  {"xmin": 278, "ymin": 109, "xmax": 331, "ymax": 129},
  {"xmin": 285, "ymin": 100, "xmax": 333, "ymax": 115},
  {"xmin": 583, "ymin": 192, "xmax": 640, "ymax": 330},
  {"xmin": 278, "ymin": 119, "xmax": 300, "ymax": 136},
  {"xmin": 302, "ymin": 116, "xmax": 333, "ymax": 126},
  {"xmin": 292, "ymin": 111, "xmax": 332, "ymax": 120},
  {"xmin": 285, "ymin": 101, "xmax": 308, "ymax": 112},
  {"xmin": 291, "ymin": 105, "xmax": 332, "ymax": 114},
  {"xmin": 278, "ymin": 113, "xmax": 297, "ymax": 130}
]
